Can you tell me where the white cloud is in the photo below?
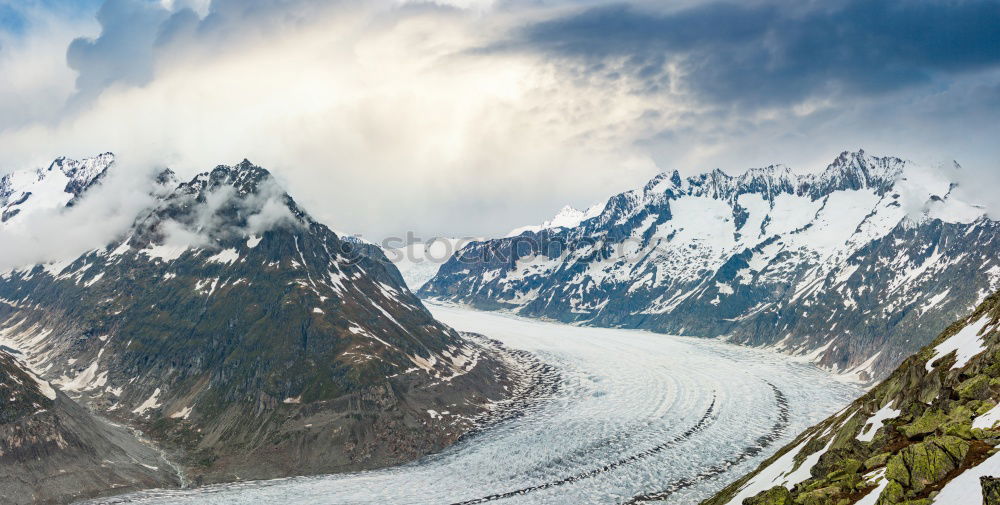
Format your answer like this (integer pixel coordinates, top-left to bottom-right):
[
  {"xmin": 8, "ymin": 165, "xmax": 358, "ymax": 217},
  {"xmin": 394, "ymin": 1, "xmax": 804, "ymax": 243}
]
[
  {"xmin": 0, "ymin": 1, "xmax": 668, "ymax": 239},
  {"xmin": 0, "ymin": 4, "xmax": 96, "ymax": 132},
  {"xmin": 0, "ymin": 0, "xmax": 996, "ymax": 244},
  {"xmin": 0, "ymin": 158, "xmax": 159, "ymax": 271}
]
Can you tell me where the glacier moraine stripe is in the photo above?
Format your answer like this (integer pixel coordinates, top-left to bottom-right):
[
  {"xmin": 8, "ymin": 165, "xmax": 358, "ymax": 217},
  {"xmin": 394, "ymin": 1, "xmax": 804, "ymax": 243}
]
[
  {"xmin": 449, "ymin": 395, "xmax": 718, "ymax": 505},
  {"xmin": 626, "ymin": 382, "xmax": 790, "ymax": 504}
]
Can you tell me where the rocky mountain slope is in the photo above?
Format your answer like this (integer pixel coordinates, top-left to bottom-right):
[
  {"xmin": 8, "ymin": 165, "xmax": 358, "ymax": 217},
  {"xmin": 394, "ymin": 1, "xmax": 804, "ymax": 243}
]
[
  {"xmin": 0, "ymin": 156, "xmax": 526, "ymax": 488},
  {"xmin": 0, "ymin": 349, "xmax": 177, "ymax": 505},
  {"xmin": 697, "ymin": 289, "xmax": 1000, "ymax": 505},
  {"xmin": 421, "ymin": 150, "xmax": 1000, "ymax": 380}
]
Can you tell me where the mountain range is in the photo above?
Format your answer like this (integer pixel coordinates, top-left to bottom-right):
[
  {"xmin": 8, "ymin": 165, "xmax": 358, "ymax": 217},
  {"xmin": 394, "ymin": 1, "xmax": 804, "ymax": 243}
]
[
  {"xmin": 421, "ymin": 150, "xmax": 999, "ymax": 381},
  {"xmin": 3, "ymin": 148, "xmax": 996, "ymax": 504}
]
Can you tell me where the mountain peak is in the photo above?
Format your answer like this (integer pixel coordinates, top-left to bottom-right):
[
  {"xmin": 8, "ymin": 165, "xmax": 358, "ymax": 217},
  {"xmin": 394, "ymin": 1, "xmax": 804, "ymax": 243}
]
[
  {"xmin": 506, "ymin": 201, "xmax": 602, "ymax": 237},
  {"xmin": 1, "ymin": 153, "xmax": 116, "ymax": 223},
  {"xmin": 809, "ymin": 149, "xmax": 904, "ymax": 197},
  {"xmin": 222, "ymin": 160, "xmax": 272, "ymax": 192},
  {"xmin": 154, "ymin": 167, "xmax": 178, "ymax": 186},
  {"xmin": 178, "ymin": 160, "xmax": 277, "ymax": 200},
  {"xmin": 48, "ymin": 152, "xmax": 115, "ymax": 188},
  {"xmin": 547, "ymin": 205, "xmax": 586, "ymax": 228},
  {"xmin": 137, "ymin": 160, "xmax": 305, "ymax": 251}
]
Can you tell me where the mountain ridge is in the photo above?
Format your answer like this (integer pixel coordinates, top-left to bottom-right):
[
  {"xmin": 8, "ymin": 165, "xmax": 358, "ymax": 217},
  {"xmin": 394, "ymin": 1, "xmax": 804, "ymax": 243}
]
[{"xmin": 421, "ymin": 150, "xmax": 998, "ymax": 381}]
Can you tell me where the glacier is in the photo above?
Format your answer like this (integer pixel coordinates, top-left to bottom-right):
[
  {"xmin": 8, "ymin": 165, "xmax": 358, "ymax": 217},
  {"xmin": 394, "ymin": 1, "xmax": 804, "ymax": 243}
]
[{"xmin": 80, "ymin": 304, "xmax": 859, "ymax": 505}]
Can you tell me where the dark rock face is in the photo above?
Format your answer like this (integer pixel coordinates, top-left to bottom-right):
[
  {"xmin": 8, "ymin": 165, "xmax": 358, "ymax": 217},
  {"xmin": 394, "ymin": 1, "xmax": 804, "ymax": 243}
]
[
  {"xmin": 421, "ymin": 150, "xmax": 1000, "ymax": 380},
  {"xmin": 0, "ymin": 351, "xmax": 177, "ymax": 505},
  {"xmin": 697, "ymin": 290, "xmax": 1000, "ymax": 505},
  {"xmin": 0, "ymin": 159, "xmax": 521, "ymax": 486},
  {"xmin": 982, "ymin": 476, "xmax": 1000, "ymax": 505}
]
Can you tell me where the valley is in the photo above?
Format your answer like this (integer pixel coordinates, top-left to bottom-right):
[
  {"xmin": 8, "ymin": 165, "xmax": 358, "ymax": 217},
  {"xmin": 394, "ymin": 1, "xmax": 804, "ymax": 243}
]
[
  {"xmin": 76, "ymin": 303, "xmax": 859, "ymax": 505},
  {"xmin": 2, "ymin": 151, "xmax": 993, "ymax": 505},
  {"xmin": 1, "ymin": 2, "xmax": 996, "ymax": 503}
]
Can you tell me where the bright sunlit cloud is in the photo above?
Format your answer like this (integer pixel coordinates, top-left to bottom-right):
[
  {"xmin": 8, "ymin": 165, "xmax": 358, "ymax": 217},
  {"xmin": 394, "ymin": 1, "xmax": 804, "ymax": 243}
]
[{"xmin": 1, "ymin": 0, "xmax": 998, "ymax": 239}]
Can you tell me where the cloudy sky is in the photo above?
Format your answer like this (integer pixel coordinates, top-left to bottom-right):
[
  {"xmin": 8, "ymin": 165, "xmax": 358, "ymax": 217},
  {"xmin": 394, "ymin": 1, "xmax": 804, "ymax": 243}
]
[{"xmin": 1, "ymin": 0, "xmax": 998, "ymax": 239}]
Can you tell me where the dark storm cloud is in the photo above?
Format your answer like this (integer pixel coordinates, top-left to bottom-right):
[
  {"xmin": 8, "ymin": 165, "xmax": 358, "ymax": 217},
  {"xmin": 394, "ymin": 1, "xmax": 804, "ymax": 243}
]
[
  {"xmin": 512, "ymin": 0, "xmax": 1000, "ymax": 106},
  {"xmin": 66, "ymin": 0, "xmax": 170, "ymax": 103},
  {"xmin": 61, "ymin": 0, "xmax": 353, "ymax": 103}
]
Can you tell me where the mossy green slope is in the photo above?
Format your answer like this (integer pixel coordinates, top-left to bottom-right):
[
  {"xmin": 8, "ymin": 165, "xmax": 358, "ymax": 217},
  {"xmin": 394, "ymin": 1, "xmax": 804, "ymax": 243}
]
[{"xmin": 700, "ymin": 290, "xmax": 1000, "ymax": 505}]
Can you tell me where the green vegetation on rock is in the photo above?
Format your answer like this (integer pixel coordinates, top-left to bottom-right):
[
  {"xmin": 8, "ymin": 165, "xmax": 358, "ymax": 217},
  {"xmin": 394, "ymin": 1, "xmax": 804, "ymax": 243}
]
[
  {"xmin": 743, "ymin": 486, "xmax": 793, "ymax": 505},
  {"xmin": 885, "ymin": 436, "xmax": 968, "ymax": 493},
  {"xmin": 700, "ymin": 290, "xmax": 1000, "ymax": 505},
  {"xmin": 982, "ymin": 476, "xmax": 1000, "ymax": 505},
  {"xmin": 900, "ymin": 410, "xmax": 948, "ymax": 439}
]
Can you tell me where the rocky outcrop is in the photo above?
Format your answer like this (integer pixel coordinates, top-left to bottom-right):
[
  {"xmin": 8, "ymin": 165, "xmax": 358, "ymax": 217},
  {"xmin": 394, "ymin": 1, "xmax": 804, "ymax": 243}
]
[
  {"xmin": 697, "ymin": 289, "xmax": 1000, "ymax": 505},
  {"xmin": 743, "ymin": 486, "xmax": 792, "ymax": 505},
  {"xmin": 422, "ymin": 150, "xmax": 999, "ymax": 381},
  {"xmin": 884, "ymin": 436, "xmax": 968, "ymax": 495},
  {"xmin": 982, "ymin": 476, "xmax": 1000, "ymax": 505}
]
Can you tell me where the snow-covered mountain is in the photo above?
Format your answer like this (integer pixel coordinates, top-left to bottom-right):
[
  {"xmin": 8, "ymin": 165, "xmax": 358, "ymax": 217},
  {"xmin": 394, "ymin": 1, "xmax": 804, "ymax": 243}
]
[
  {"xmin": 421, "ymin": 150, "xmax": 1000, "ymax": 380},
  {"xmin": 0, "ymin": 157, "xmax": 526, "ymax": 486},
  {"xmin": 0, "ymin": 153, "xmax": 114, "ymax": 226},
  {"xmin": 699, "ymin": 289, "xmax": 1000, "ymax": 505},
  {"xmin": 506, "ymin": 204, "xmax": 603, "ymax": 237}
]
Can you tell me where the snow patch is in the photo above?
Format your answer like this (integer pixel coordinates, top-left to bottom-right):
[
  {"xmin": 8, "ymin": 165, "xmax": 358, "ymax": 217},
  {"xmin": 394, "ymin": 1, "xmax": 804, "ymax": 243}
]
[
  {"xmin": 142, "ymin": 244, "xmax": 189, "ymax": 262},
  {"xmin": 83, "ymin": 271, "xmax": 105, "ymax": 287},
  {"xmin": 926, "ymin": 315, "xmax": 993, "ymax": 372},
  {"xmin": 932, "ymin": 450, "xmax": 1000, "ymax": 504},
  {"xmin": 132, "ymin": 388, "xmax": 162, "ymax": 415},
  {"xmin": 206, "ymin": 248, "xmax": 240, "ymax": 265},
  {"xmin": 169, "ymin": 405, "xmax": 193, "ymax": 420},
  {"xmin": 24, "ymin": 367, "xmax": 57, "ymax": 400},
  {"xmin": 857, "ymin": 402, "xmax": 900, "ymax": 442},
  {"xmin": 855, "ymin": 469, "xmax": 888, "ymax": 505},
  {"xmin": 725, "ymin": 436, "xmax": 830, "ymax": 505},
  {"xmin": 972, "ymin": 402, "xmax": 1000, "ymax": 429},
  {"xmin": 56, "ymin": 360, "xmax": 107, "ymax": 392}
]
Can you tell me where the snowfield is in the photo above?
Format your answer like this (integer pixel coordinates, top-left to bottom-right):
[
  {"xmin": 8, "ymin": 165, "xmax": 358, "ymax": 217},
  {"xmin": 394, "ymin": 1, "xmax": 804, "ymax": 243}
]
[{"xmin": 80, "ymin": 304, "xmax": 859, "ymax": 505}]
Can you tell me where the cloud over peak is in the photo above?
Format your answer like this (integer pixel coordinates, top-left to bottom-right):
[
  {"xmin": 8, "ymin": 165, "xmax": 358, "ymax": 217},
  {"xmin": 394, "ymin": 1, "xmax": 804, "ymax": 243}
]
[{"xmin": 0, "ymin": 0, "xmax": 997, "ymax": 239}]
